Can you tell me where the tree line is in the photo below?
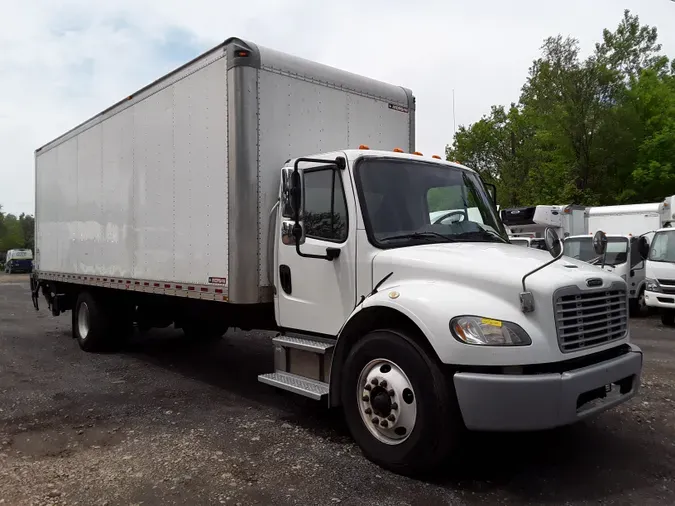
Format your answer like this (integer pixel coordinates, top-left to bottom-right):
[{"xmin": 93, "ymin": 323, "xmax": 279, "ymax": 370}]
[
  {"xmin": 446, "ymin": 10, "xmax": 675, "ymax": 208},
  {"xmin": 0, "ymin": 205, "xmax": 34, "ymax": 257}
]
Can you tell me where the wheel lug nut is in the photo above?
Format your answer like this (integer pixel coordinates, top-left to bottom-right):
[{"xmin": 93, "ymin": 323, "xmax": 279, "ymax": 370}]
[
  {"xmin": 362, "ymin": 395, "xmax": 369, "ymax": 402},
  {"xmin": 364, "ymin": 384, "xmax": 372, "ymax": 391},
  {"xmin": 365, "ymin": 408, "xmax": 372, "ymax": 415},
  {"xmin": 372, "ymin": 417, "xmax": 379, "ymax": 424},
  {"xmin": 380, "ymin": 379, "xmax": 387, "ymax": 388},
  {"xmin": 380, "ymin": 420, "xmax": 388, "ymax": 428},
  {"xmin": 371, "ymin": 378, "xmax": 379, "ymax": 386},
  {"xmin": 391, "ymin": 402, "xmax": 398, "ymax": 410},
  {"xmin": 388, "ymin": 389, "xmax": 395, "ymax": 397},
  {"xmin": 387, "ymin": 414, "xmax": 395, "ymax": 421}
]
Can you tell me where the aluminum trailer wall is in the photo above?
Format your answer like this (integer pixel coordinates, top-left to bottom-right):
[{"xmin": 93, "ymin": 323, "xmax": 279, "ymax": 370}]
[{"xmin": 35, "ymin": 38, "xmax": 415, "ymax": 304}]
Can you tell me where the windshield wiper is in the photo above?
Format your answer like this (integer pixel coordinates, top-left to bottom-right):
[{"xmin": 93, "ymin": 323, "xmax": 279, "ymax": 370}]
[
  {"xmin": 379, "ymin": 231, "xmax": 456, "ymax": 243},
  {"xmin": 454, "ymin": 229, "xmax": 508, "ymax": 243}
]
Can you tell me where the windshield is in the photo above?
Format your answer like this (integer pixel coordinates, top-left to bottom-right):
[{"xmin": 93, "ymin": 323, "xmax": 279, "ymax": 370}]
[
  {"xmin": 649, "ymin": 230, "xmax": 675, "ymax": 263},
  {"xmin": 563, "ymin": 237, "xmax": 628, "ymax": 266},
  {"xmin": 355, "ymin": 157, "xmax": 508, "ymax": 247}
]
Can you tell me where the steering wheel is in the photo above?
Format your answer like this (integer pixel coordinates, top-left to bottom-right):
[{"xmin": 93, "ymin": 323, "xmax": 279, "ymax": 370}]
[{"xmin": 432, "ymin": 210, "xmax": 466, "ymax": 225}]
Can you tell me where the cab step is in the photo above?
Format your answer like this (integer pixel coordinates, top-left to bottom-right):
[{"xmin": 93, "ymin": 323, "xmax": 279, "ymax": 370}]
[
  {"xmin": 258, "ymin": 372, "xmax": 329, "ymax": 400},
  {"xmin": 272, "ymin": 335, "xmax": 334, "ymax": 353}
]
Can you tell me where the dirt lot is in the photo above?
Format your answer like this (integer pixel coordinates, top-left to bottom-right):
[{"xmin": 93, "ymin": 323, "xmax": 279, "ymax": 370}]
[{"xmin": 1, "ymin": 274, "xmax": 674, "ymax": 505}]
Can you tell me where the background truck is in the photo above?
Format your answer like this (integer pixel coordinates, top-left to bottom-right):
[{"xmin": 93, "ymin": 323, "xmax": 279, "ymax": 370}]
[
  {"xmin": 644, "ymin": 227, "xmax": 675, "ymax": 324},
  {"xmin": 500, "ymin": 205, "xmax": 586, "ymax": 239},
  {"xmin": 564, "ymin": 200, "xmax": 675, "ymax": 316},
  {"xmin": 4, "ymin": 249, "xmax": 33, "ymax": 274},
  {"xmin": 33, "ymin": 37, "xmax": 642, "ymax": 475}
]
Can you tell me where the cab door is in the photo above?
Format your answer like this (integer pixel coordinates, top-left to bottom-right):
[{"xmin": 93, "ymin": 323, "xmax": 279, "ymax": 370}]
[{"xmin": 274, "ymin": 159, "xmax": 357, "ymax": 336}]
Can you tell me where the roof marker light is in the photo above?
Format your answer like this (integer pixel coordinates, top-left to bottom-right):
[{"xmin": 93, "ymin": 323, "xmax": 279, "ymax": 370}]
[
  {"xmin": 359, "ymin": 144, "xmax": 370, "ymax": 150},
  {"xmin": 392, "ymin": 148, "xmax": 404, "ymax": 153},
  {"xmin": 413, "ymin": 151, "xmax": 423, "ymax": 156},
  {"xmin": 432, "ymin": 155, "xmax": 441, "ymax": 159}
]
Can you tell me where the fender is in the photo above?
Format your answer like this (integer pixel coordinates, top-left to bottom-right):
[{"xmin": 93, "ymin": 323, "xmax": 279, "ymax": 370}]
[{"xmin": 328, "ymin": 278, "xmax": 551, "ymax": 406}]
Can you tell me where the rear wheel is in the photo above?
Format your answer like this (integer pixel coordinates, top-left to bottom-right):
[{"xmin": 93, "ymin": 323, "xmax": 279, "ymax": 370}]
[
  {"xmin": 72, "ymin": 292, "xmax": 112, "ymax": 351},
  {"xmin": 341, "ymin": 329, "xmax": 462, "ymax": 476},
  {"xmin": 661, "ymin": 310, "xmax": 675, "ymax": 326}
]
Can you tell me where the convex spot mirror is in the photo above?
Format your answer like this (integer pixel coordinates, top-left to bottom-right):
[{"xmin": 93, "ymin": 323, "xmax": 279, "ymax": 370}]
[
  {"xmin": 638, "ymin": 236, "xmax": 650, "ymax": 260},
  {"xmin": 545, "ymin": 227, "xmax": 562, "ymax": 258},
  {"xmin": 593, "ymin": 230, "xmax": 608, "ymax": 256}
]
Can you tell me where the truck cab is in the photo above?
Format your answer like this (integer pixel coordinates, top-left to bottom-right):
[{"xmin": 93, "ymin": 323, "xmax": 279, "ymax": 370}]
[
  {"xmin": 644, "ymin": 227, "xmax": 675, "ymax": 324},
  {"xmin": 563, "ymin": 234, "xmax": 646, "ymax": 315},
  {"xmin": 265, "ymin": 148, "xmax": 642, "ymax": 473}
]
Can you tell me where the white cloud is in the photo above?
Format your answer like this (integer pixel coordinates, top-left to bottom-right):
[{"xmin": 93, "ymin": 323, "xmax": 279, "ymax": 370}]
[{"xmin": 1, "ymin": 0, "xmax": 674, "ymax": 215}]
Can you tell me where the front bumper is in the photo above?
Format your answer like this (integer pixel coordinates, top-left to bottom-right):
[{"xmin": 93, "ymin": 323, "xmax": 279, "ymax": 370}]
[
  {"xmin": 453, "ymin": 344, "xmax": 642, "ymax": 431},
  {"xmin": 644, "ymin": 290, "xmax": 675, "ymax": 309}
]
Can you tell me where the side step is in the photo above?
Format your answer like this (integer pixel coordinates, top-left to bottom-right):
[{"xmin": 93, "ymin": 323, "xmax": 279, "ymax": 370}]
[
  {"xmin": 272, "ymin": 335, "xmax": 334, "ymax": 354},
  {"xmin": 258, "ymin": 372, "xmax": 329, "ymax": 401}
]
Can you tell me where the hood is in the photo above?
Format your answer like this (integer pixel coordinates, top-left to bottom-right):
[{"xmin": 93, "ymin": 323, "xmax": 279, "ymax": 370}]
[
  {"xmin": 372, "ymin": 242, "xmax": 623, "ymax": 299},
  {"xmin": 647, "ymin": 260, "xmax": 675, "ymax": 281}
]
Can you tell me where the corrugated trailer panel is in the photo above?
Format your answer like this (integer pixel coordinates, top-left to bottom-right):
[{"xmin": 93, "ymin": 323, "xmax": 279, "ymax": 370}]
[{"xmin": 36, "ymin": 54, "xmax": 228, "ymax": 286}]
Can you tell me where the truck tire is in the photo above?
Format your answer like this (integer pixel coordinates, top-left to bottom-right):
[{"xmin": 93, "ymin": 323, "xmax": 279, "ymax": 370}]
[
  {"xmin": 72, "ymin": 292, "xmax": 111, "ymax": 352},
  {"xmin": 661, "ymin": 310, "xmax": 675, "ymax": 326},
  {"xmin": 629, "ymin": 288, "xmax": 647, "ymax": 317},
  {"xmin": 340, "ymin": 329, "xmax": 461, "ymax": 476}
]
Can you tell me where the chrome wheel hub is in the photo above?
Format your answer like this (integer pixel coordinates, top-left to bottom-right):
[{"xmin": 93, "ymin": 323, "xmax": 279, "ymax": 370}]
[
  {"xmin": 356, "ymin": 359, "xmax": 417, "ymax": 445},
  {"xmin": 78, "ymin": 302, "xmax": 90, "ymax": 340}
]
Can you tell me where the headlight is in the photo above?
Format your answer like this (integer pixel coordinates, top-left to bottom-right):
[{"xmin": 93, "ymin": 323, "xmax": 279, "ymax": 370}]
[
  {"xmin": 450, "ymin": 316, "xmax": 531, "ymax": 346},
  {"xmin": 645, "ymin": 278, "xmax": 661, "ymax": 292}
]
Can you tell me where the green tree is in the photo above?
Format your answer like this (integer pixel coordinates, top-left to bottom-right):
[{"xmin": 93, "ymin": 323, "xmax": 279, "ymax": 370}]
[{"xmin": 446, "ymin": 10, "xmax": 674, "ymax": 209}]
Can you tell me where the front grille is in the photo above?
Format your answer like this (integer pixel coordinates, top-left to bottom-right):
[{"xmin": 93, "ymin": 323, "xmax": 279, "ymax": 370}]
[
  {"xmin": 554, "ymin": 287, "xmax": 628, "ymax": 353},
  {"xmin": 658, "ymin": 279, "xmax": 675, "ymax": 286}
]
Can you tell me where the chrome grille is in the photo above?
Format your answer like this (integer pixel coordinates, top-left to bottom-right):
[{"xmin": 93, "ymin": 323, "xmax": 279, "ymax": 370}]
[{"xmin": 554, "ymin": 287, "xmax": 628, "ymax": 353}]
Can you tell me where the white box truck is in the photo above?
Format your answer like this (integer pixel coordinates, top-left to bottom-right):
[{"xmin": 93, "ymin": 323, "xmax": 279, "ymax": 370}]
[
  {"xmin": 564, "ymin": 201, "xmax": 674, "ymax": 315},
  {"xmin": 500, "ymin": 205, "xmax": 586, "ymax": 239},
  {"xmin": 32, "ymin": 37, "xmax": 643, "ymax": 475}
]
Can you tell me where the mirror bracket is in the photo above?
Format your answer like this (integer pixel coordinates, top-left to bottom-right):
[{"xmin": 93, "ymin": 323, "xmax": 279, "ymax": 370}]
[{"xmin": 519, "ymin": 227, "xmax": 564, "ymax": 313}]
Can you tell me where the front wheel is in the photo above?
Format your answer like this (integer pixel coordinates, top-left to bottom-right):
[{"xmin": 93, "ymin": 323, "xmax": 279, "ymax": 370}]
[
  {"xmin": 341, "ymin": 329, "xmax": 462, "ymax": 476},
  {"xmin": 629, "ymin": 288, "xmax": 647, "ymax": 317}
]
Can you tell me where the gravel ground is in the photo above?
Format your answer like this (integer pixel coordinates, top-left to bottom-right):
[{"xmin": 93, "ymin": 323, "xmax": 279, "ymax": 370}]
[{"xmin": 1, "ymin": 273, "xmax": 674, "ymax": 505}]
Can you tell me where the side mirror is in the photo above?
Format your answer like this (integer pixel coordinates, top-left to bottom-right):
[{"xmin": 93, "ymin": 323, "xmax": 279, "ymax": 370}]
[
  {"xmin": 280, "ymin": 168, "xmax": 295, "ymax": 218},
  {"xmin": 289, "ymin": 170, "xmax": 302, "ymax": 220},
  {"xmin": 544, "ymin": 227, "xmax": 563, "ymax": 258},
  {"xmin": 638, "ymin": 236, "xmax": 650, "ymax": 260},
  {"xmin": 593, "ymin": 230, "xmax": 608, "ymax": 256}
]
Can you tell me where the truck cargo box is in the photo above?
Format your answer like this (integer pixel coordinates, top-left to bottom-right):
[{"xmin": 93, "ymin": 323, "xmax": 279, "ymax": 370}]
[{"xmin": 35, "ymin": 37, "xmax": 415, "ymax": 304}]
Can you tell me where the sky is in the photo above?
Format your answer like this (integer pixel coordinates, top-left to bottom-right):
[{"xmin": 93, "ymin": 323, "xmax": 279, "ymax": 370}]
[{"xmin": 0, "ymin": 0, "xmax": 674, "ymax": 216}]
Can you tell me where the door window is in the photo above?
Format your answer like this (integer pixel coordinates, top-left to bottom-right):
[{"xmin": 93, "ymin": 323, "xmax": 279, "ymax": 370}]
[{"xmin": 303, "ymin": 168, "xmax": 348, "ymax": 242}]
